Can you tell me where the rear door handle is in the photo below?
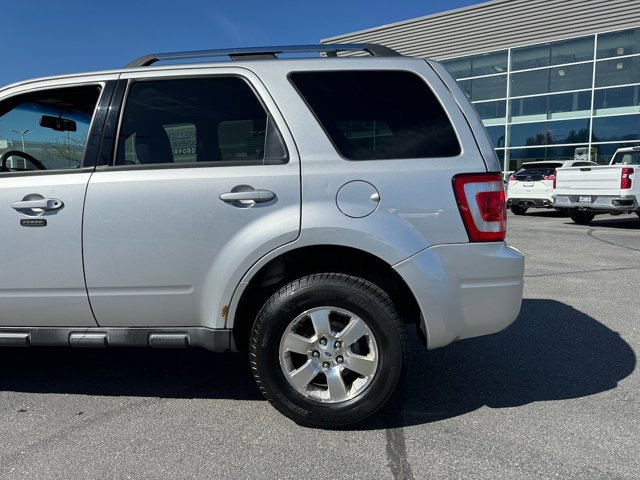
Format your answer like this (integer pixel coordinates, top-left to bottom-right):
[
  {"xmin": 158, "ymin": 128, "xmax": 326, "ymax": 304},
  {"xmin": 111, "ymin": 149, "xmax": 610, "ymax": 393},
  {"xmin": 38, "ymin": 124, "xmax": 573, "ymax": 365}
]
[
  {"xmin": 219, "ymin": 189, "xmax": 276, "ymax": 203},
  {"xmin": 11, "ymin": 198, "xmax": 64, "ymax": 211}
]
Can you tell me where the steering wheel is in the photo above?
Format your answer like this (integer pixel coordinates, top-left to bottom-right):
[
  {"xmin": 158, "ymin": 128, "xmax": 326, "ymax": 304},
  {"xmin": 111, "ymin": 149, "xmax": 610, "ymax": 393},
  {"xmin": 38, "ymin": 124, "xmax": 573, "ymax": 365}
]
[{"xmin": 0, "ymin": 150, "xmax": 47, "ymax": 172}]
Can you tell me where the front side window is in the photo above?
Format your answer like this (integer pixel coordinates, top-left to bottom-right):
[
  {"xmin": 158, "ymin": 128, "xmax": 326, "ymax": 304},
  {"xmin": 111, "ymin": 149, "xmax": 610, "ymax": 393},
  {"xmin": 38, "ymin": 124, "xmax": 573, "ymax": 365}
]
[
  {"xmin": 116, "ymin": 77, "xmax": 287, "ymax": 167},
  {"xmin": 0, "ymin": 85, "xmax": 101, "ymax": 172},
  {"xmin": 290, "ymin": 70, "xmax": 460, "ymax": 160}
]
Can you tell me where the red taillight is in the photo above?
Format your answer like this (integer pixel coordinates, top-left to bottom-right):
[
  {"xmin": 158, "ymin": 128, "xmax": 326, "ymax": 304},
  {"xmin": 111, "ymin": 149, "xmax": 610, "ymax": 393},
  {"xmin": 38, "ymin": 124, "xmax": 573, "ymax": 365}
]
[
  {"xmin": 509, "ymin": 175, "xmax": 516, "ymax": 182},
  {"xmin": 453, "ymin": 173, "xmax": 506, "ymax": 242},
  {"xmin": 545, "ymin": 170, "xmax": 557, "ymax": 189},
  {"xmin": 622, "ymin": 167, "xmax": 634, "ymax": 189}
]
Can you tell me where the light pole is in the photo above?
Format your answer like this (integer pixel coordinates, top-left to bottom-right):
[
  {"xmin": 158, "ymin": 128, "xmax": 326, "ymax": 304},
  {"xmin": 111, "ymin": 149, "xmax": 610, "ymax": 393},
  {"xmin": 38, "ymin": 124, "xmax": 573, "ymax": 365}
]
[{"xmin": 10, "ymin": 129, "xmax": 31, "ymax": 151}]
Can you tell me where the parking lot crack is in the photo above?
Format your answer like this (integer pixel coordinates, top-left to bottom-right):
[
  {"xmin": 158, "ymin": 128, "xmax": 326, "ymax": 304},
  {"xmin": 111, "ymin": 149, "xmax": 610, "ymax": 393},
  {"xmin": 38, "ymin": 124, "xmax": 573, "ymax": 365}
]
[
  {"xmin": 587, "ymin": 229, "xmax": 640, "ymax": 253},
  {"xmin": 525, "ymin": 266, "xmax": 640, "ymax": 278},
  {"xmin": 384, "ymin": 409, "xmax": 415, "ymax": 480}
]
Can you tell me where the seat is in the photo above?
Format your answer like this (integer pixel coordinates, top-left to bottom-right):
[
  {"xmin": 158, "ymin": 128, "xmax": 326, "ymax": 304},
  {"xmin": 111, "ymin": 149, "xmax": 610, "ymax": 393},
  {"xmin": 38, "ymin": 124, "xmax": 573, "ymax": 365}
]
[{"xmin": 134, "ymin": 123, "xmax": 174, "ymax": 164}]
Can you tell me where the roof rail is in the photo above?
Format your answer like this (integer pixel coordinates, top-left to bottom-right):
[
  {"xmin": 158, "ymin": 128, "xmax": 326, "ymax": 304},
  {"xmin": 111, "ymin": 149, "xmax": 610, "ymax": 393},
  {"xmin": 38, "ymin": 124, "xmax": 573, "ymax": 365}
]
[{"xmin": 125, "ymin": 43, "xmax": 401, "ymax": 68}]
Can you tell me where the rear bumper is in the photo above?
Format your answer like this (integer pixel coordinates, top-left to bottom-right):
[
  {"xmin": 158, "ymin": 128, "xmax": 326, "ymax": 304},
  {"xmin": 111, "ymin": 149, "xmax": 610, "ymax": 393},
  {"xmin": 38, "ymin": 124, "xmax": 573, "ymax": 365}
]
[
  {"xmin": 394, "ymin": 242, "xmax": 524, "ymax": 349},
  {"xmin": 553, "ymin": 194, "xmax": 638, "ymax": 211}
]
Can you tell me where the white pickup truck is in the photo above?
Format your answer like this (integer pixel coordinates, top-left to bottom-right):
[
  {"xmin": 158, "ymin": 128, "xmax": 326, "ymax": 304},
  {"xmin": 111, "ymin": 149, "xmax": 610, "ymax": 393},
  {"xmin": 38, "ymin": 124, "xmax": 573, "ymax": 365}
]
[{"xmin": 553, "ymin": 147, "xmax": 640, "ymax": 224}]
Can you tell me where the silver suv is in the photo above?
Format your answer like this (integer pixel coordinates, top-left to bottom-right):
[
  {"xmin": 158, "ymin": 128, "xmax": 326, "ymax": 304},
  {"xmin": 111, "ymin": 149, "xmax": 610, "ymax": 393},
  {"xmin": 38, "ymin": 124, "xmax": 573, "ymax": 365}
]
[{"xmin": 0, "ymin": 44, "xmax": 524, "ymax": 427}]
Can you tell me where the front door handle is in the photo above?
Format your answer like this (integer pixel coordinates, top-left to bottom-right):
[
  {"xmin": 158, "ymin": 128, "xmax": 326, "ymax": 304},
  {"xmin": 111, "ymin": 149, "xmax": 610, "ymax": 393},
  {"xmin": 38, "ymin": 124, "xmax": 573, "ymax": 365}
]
[
  {"xmin": 11, "ymin": 198, "xmax": 64, "ymax": 211},
  {"xmin": 219, "ymin": 189, "xmax": 276, "ymax": 204}
]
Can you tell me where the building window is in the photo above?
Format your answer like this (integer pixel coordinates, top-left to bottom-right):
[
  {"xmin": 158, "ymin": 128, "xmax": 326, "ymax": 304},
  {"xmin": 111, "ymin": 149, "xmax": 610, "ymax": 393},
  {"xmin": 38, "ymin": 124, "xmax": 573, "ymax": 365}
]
[
  {"xmin": 591, "ymin": 114, "xmax": 640, "ymax": 142},
  {"xmin": 509, "ymin": 118, "xmax": 590, "ymax": 147},
  {"xmin": 510, "ymin": 63, "xmax": 593, "ymax": 97},
  {"xmin": 593, "ymin": 85, "xmax": 640, "ymax": 116},
  {"xmin": 597, "ymin": 27, "xmax": 640, "ymax": 59},
  {"xmin": 473, "ymin": 100, "xmax": 507, "ymax": 123},
  {"xmin": 511, "ymin": 36, "xmax": 594, "ymax": 71},
  {"xmin": 470, "ymin": 75, "xmax": 508, "ymax": 101},
  {"xmin": 595, "ymin": 56, "xmax": 640, "ymax": 88},
  {"xmin": 510, "ymin": 91, "xmax": 591, "ymax": 123}
]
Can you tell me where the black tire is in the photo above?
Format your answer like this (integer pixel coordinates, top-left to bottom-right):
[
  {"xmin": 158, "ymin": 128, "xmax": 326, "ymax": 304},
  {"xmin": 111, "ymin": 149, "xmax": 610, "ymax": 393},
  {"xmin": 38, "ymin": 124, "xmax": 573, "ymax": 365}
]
[
  {"xmin": 249, "ymin": 273, "xmax": 410, "ymax": 428},
  {"xmin": 510, "ymin": 204, "xmax": 528, "ymax": 215},
  {"xmin": 570, "ymin": 210, "xmax": 596, "ymax": 225}
]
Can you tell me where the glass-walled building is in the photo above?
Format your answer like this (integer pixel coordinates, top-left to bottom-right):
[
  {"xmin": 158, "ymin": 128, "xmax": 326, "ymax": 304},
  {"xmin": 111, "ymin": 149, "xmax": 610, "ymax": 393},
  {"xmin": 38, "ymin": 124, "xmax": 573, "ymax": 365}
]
[
  {"xmin": 322, "ymin": 0, "xmax": 640, "ymax": 174},
  {"xmin": 441, "ymin": 27, "xmax": 640, "ymax": 171}
]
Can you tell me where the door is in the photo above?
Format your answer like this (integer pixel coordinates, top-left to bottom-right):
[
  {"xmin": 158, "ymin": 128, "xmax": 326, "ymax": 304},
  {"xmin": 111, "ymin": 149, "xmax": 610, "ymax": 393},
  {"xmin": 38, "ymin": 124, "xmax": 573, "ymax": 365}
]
[
  {"xmin": 83, "ymin": 72, "xmax": 300, "ymax": 329},
  {"xmin": 0, "ymin": 82, "xmax": 111, "ymax": 327}
]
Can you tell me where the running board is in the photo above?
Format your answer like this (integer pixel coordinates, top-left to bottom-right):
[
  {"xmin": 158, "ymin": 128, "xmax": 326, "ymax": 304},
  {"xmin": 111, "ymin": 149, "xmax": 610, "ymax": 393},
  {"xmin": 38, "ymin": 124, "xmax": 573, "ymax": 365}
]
[{"xmin": 0, "ymin": 327, "xmax": 231, "ymax": 352}]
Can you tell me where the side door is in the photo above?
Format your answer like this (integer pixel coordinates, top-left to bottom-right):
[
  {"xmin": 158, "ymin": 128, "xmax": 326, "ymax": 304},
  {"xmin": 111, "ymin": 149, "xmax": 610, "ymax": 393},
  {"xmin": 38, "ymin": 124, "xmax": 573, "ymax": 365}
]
[
  {"xmin": 83, "ymin": 69, "xmax": 301, "ymax": 329},
  {"xmin": 0, "ymin": 78, "xmax": 116, "ymax": 327}
]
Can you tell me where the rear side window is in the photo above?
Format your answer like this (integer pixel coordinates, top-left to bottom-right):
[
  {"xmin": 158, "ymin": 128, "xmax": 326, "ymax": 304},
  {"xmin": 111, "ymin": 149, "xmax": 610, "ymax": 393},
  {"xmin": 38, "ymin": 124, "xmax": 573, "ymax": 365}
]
[
  {"xmin": 289, "ymin": 70, "xmax": 460, "ymax": 160},
  {"xmin": 611, "ymin": 151, "xmax": 640, "ymax": 165}
]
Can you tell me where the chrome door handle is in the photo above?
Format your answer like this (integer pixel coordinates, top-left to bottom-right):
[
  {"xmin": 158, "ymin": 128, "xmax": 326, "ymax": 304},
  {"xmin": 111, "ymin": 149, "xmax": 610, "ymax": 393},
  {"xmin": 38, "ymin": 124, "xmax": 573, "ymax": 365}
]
[
  {"xmin": 219, "ymin": 189, "xmax": 276, "ymax": 203},
  {"xmin": 11, "ymin": 198, "xmax": 64, "ymax": 211}
]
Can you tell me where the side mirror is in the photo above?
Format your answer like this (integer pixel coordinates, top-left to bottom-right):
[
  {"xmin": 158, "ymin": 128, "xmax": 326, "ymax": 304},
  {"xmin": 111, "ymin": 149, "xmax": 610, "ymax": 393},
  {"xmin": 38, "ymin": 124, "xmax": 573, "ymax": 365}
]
[{"xmin": 39, "ymin": 115, "xmax": 77, "ymax": 132}]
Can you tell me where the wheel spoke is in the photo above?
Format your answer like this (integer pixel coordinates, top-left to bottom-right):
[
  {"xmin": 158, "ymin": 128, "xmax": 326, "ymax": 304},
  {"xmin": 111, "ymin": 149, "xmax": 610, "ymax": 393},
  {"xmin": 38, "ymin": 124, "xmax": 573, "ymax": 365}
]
[
  {"xmin": 336, "ymin": 316, "xmax": 368, "ymax": 347},
  {"xmin": 282, "ymin": 332, "xmax": 314, "ymax": 355},
  {"xmin": 344, "ymin": 352, "xmax": 377, "ymax": 377},
  {"xmin": 288, "ymin": 360, "xmax": 321, "ymax": 391},
  {"xmin": 309, "ymin": 309, "xmax": 332, "ymax": 337},
  {"xmin": 325, "ymin": 368, "xmax": 349, "ymax": 402}
]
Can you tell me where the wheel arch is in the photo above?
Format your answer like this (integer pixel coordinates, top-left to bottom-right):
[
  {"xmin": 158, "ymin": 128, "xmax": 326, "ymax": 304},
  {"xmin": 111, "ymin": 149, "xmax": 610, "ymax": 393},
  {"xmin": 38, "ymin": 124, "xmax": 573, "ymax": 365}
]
[{"xmin": 230, "ymin": 244, "xmax": 422, "ymax": 351}]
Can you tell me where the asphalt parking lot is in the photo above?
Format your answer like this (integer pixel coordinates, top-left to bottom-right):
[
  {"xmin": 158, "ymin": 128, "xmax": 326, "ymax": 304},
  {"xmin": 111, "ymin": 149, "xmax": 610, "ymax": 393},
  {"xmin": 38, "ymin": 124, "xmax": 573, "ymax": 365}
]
[{"xmin": 0, "ymin": 210, "xmax": 638, "ymax": 480}]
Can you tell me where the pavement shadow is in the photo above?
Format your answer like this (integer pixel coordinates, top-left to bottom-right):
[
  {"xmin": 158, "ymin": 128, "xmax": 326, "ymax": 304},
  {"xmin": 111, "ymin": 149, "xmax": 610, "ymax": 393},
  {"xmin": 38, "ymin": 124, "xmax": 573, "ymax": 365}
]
[
  {"xmin": 0, "ymin": 299, "xmax": 635, "ymax": 430},
  {"xmin": 586, "ymin": 216, "xmax": 640, "ymax": 230},
  {"xmin": 0, "ymin": 346, "xmax": 262, "ymax": 401},
  {"xmin": 371, "ymin": 298, "xmax": 636, "ymax": 429}
]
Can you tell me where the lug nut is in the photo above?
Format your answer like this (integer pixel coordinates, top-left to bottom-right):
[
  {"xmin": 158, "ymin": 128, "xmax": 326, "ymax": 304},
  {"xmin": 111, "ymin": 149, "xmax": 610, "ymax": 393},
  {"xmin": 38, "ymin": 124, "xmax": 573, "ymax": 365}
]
[
  {"xmin": 312, "ymin": 350, "xmax": 320, "ymax": 358},
  {"xmin": 322, "ymin": 362, "xmax": 330, "ymax": 369},
  {"xmin": 336, "ymin": 356, "xmax": 344, "ymax": 364},
  {"xmin": 319, "ymin": 337, "xmax": 327, "ymax": 346},
  {"xmin": 334, "ymin": 341, "xmax": 342, "ymax": 349}
]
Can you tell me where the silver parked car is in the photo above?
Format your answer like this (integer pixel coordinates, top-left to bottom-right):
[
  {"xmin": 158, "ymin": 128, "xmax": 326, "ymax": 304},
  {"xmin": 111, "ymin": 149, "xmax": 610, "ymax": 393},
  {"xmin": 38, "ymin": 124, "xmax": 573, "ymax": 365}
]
[{"xmin": 0, "ymin": 44, "xmax": 524, "ymax": 427}]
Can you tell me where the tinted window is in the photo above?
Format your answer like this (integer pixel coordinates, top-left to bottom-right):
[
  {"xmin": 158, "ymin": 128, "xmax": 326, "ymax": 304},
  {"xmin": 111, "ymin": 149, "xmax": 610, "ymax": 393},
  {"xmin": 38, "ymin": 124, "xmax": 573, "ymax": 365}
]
[
  {"xmin": 470, "ymin": 75, "xmax": 507, "ymax": 101},
  {"xmin": 474, "ymin": 100, "xmax": 506, "ymax": 121},
  {"xmin": 441, "ymin": 57, "xmax": 472, "ymax": 79},
  {"xmin": 509, "ymin": 119, "xmax": 590, "ymax": 147},
  {"xmin": 0, "ymin": 86, "xmax": 100, "ymax": 171},
  {"xmin": 597, "ymin": 28, "xmax": 640, "ymax": 59},
  {"xmin": 591, "ymin": 114, "xmax": 640, "ymax": 142},
  {"xmin": 116, "ymin": 77, "xmax": 287, "ymax": 166},
  {"xmin": 595, "ymin": 56, "xmax": 640, "ymax": 88},
  {"xmin": 290, "ymin": 71, "xmax": 460, "ymax": 160},
  {"xmin": 510, "ymin": 64, "xmax": 593, "ymax": 97},
  {"xmin": 594, "ymin": 85, "xmax": 640, "ymax": 115},
  {"xmin": 511, "ymin": 37, "xmax": 594, "ymax": 71}
]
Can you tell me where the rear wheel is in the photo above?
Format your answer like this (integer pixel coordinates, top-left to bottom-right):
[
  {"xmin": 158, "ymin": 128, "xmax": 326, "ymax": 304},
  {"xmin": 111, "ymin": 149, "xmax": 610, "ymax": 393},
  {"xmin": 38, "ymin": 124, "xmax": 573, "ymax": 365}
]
[
  {"xmin": 510, "ymin": 204, "xmax": 528, "ymax": 215},
  {"xmin": 249, "ymin": 273, "xmax": 410, "ymax": 428},
  {"xmin": 570, "ymin": 210, "xmax": 596, "ymax": 225}
]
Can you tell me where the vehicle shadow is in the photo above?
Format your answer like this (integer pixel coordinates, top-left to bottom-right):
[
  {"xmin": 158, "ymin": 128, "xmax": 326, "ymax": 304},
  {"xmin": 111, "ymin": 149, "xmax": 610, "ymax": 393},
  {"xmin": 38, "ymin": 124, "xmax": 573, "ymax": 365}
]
[
  {"xmin": 0, "ymin": 299, "xmax": 635, "ymax": 430},
  {"xmin": 513, "ymin": 209, "xmax": 566, "ymax": 218},
  {"xmin": 585, "ymin": 216, "xmax": 640, "ymax": 230},
  {"xmin": 0, "ymin": 345, "xmax": 262, "ymax": 401},
  {"xmin": 370, "ymin": 298, "xmax": 636, "ymax": 429}
]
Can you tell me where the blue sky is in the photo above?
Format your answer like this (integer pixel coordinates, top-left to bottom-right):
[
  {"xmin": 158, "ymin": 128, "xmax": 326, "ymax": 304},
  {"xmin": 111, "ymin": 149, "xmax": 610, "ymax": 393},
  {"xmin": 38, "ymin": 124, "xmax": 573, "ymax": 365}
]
[{"xmin": 3, "ymin": 0, "xmax": 484, "ymax": 86}]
